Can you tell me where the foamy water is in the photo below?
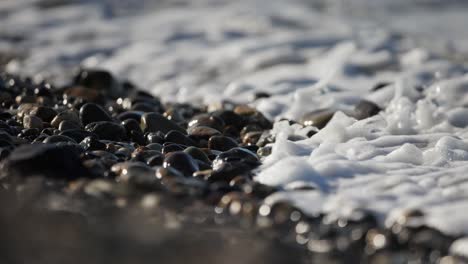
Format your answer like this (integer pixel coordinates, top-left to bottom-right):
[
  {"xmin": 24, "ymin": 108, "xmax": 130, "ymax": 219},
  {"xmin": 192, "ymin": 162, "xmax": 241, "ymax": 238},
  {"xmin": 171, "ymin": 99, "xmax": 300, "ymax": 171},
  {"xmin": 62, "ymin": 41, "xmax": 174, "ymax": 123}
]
[{"xmin": 3, "ymin": 0, "xmax": 468, "ymax": 248}]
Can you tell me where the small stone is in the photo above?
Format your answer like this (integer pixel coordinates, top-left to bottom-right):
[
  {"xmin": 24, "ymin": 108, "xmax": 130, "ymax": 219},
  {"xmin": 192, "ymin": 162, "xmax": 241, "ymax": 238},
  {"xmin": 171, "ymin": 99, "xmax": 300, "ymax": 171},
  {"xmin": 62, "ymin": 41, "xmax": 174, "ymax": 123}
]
[
  {"xmin": 208, "ymin": 135, "xmax": 238, "ymax": 151},
  {"xmin": 59, "ymin": 129, "xmax": 97, "ymax": 142},
  {"xmin": 234, "ymin": 105, "xmax": 256, "ymax": 116},
  {"xmin": 299, "ymin": 109, "xmax": 335, "ymax": 129},
  {"xmin": 161, "ymin": 144, "xmax": 185, "ymax": 154},
  {"xmin": 188, "ymin": 126, "xmax": 221, "ymax": 140},
  {"xmin": 183, "ymin": 146, "xmax": 211, "ymax": 163},
  {"xmin": 80, "ymin": 136, "xmax": 106, "ymax": 151},
  {"xmin": 210, "ymin": 147, "xmax": 260, "ymax": 182},
  {"xmin": 353, "ymin": 100, "xmax": 381, "ymax": 120},
  {"xmin": 43, "ymin": 135, "xmax": 77, "ymax": 144},
  {"xmin": 58, "ymin": 120, "xmax": 81, "ymax": 131},
  {"xmin": 163, "ymin": 151, "xmax": 199, "ymax": 176},
  {"xmin": 253, "ymin": 91, "xmax": 271, "ymax": 100},
  {"xmin": 85, "ymin": 121, "xmax": 126, "ymax": 141},
  {"xmin": 121, "ymin": 119, "xmax": 142, "ymax": 135},
  {"xmin": 51, "ymin": 110, "xmax": 81, "ymax": 128},
  {"xmin": 2, "ymin": 144, "xmax": 89, "ymax": 179},
  {"xmin": 242, "ymin": 131, "xmax": 263, "ymax": 145},
  {"xmin": 29, "ymin": 106, "xmax": 57, "ymax": 122},
  {"xmin": 147, "ymin": 154, "xmax": 164, "ymax": 166},
  {"xmin": 165, "ymin": 130, "xmax": 197, "ymax": 146},
  {"xmin": 73, "ymin": 69, "xmax": 121, "ymax": 98},
  {"xmin": 79, "ymin": 103, "xmax": 112, "ymax": 125},
  {"xmin": 141, "ymin": 112, "xmax": 186, "ymax": 135},
  {"xmin": 23, "ymin": 115, "xmax": 43, "ymax": 130},
  {"xmin": 188, "ymin": 114, "xmax": 225, "ymax": 131},
  {"xmin": 212, "ymin": 110, "xmax": 245, "ymax": 130}
]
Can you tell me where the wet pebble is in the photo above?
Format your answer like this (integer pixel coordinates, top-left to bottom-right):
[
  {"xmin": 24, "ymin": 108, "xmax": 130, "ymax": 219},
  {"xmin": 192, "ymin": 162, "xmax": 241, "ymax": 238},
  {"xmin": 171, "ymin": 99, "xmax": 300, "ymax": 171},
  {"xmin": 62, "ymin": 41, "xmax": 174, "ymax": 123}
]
[{"xmin": 163, "ymin": 151, "xmax": 199, "ymax": 177}]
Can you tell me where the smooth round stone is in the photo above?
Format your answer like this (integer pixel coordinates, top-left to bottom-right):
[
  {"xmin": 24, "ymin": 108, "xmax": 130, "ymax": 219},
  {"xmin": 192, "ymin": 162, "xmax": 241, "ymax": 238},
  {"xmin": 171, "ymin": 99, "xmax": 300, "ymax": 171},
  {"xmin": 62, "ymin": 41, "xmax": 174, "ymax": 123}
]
[
  {"xmin": 111, "ymin": 161, "xmax": 158, "ymax": 186},
  {"xmin": 188, "ymin": 114, "xmax": 225, "ymax": 132},
  {"xmin": 212, "ymin": 110, "xmax": 245, "ymax": 129},
  {"xmin": 246, "ymin": 112, "xmax": 272, "ymax": 129},
  {"xmin": 58, "ymin": 120, "xmax": 81, "ymax": 131},
  {"xmin": 163, "ymin": 151, "xmax": 199, "ymax": 176},
  {"xmin": 59, "ymin": 129, "xmax": 97, "ymax": 142},
  {"xmin": 147, "ymin": 154, "xmax": 164, "ymax": 166},
  {"xmin": 43, "ymin": 135, "xmax": 77, "ymax": 144},
  {"xmin": 299, "ymin": 109, "xmax": 335, "ymax": 129},
  {"xmin": 156, "ymin": 166, "xmax": 184, "ymax": 180},
  {"xmin": 23, "ymin": 115, "xmax": 43, "ymax": 130},
  {"xmin": 210, "ymin": 147, "xmax": 260, "ymax": 182},
  {"xmin": 146, "ymin": 143, "xmax": 162, "ymax": 152},
  {"xmin": 80, "ymin": 136, "xmax": 106, "ymax": 151},
  {"xmin": 242, "ymin": 131, "xmax": 263, "ymax": 145},
  {"xmin": 79, "ymin": 103, "xmax": 112, "ymax": 125},
  {"xmin": 29, "ymin": 106, "xmax": 57, "ymax": 122},
  {"xmin": 240, "ymin": 124, "xmax": 262, "ymax": 138},
  {"xmin": 122, "ymin": 119, "xmax": 142, "ymax": 134},
  {"xmin": 51, "ymin": 110, "xmax": 81, "ymax": 128},
  {"xmin": 141, "ymin": 112, "xmax": 186, "ymax": 135},
  {"xmin": 161, "ymin": 144, "xmax": 185, "ymax": 154},
  {"xmin": 116, "ymin": 111, "xmax": 144, "ymax": 121},
  {"xmin": 183, "ymin": 146, "xmax": 211, "ymax": 163},
  {"xmin": 131, "ymin": 147, "xmax": 161, "ymax": 161},
  {"xmin": 253, "ymin": 91, "xmax": 270, "ymax": 100},
  {"xmin": 20, "ymin": 128, "xmax": 40, "ymax": 137},
  {"xmin": 234, "ymin": 105, "xmax": 256, "ymax": 116},
  {"xmin": 353, "ymin": 100, "xmax": 381, "ymax": 120},
  {"xmin": 188, "ymin": 126, "xmax": 221, "ymax": 140},
  {"xmin": 2, "ymin": 144, "xmax": 89, "ymax": 179},
  {"xmin": 85, "ymin": 121, "xmax": 126, "ymax": 141},
  {"xmin": 146, "ymin": 132, "xmax": 164, "ymax": 144},
  {"xmin": 73, "ymin": 69, "xmax": 121, "ymax": 98},
  {"xmin": 208, "ymin": 135, "xmax": 238, "ymax": 151},
  {"xmin": 129, "ymin": 130, "xmax": 146, "ymax": 145},
  {"xmin": 165, "ymin": 130, "xmax": 196, "ymax": 146}
]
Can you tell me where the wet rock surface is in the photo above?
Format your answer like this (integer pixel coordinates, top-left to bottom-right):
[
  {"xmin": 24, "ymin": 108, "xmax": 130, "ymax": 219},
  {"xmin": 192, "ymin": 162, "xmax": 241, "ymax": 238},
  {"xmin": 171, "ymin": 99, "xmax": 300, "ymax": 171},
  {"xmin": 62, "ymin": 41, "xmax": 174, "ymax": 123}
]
[{"xmin": 0, "ymin": 72, "xmax": 464, "ymax": 264}]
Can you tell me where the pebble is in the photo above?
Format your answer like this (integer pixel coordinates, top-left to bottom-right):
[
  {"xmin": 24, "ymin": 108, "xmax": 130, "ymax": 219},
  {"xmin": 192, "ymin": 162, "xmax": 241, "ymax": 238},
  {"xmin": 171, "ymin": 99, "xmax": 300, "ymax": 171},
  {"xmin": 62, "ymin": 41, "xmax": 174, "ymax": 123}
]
[
  {"xmin": 353, "ymin": 100, "xmax": 381, "ymax": 120},
  {"xmin": 23, "ymin": 115, "xmax": 43, "ymax": 130},
  {"xmin": 43, "ymin": 135, "xmax": 77, "ymax": 144},
  {"xmin": 2, "ymin": 143, "xmax": 89, "ymax": 179},
  {"xmin": 163, "ymin": 151, "xmax": 200, "ymax": 176},
  {"xmin": 79, "ymin": 103, "xmax": 112, "ymax": 125},
  {"xmin": 51, "ymin": 110, "xmax": 81, "ymax": 128},
  {"xmin": 85, "ymin": 121, "xmax": 126, "ymax": 141},
  {"xmin": 299, "ymin": 109, "xmax": 335, "ymax": 129},
  {"xmin": 165, "ymin": 130, "xmax": 197, "ymax": 146},
  {"xmin": 208, "ymin": 135, "xmax": 238, "ymax": 151},
  {"xmin": 188, "ymin": 126, "xmax": 221, "ymax": 140},
  {"xmin": 141, "ymin": 112, "xmax": 186, "ymax": 135},
  {"xmin": 183, "ymin": 146, "xmax": 211, "ymax": 163},
  {"xmin": 73, "ymin": 69, "xmax": 121, "ymax": 98},
  {"xmin": 58, "ymin": 120, "xmax": 81, "ymax": 131}
]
